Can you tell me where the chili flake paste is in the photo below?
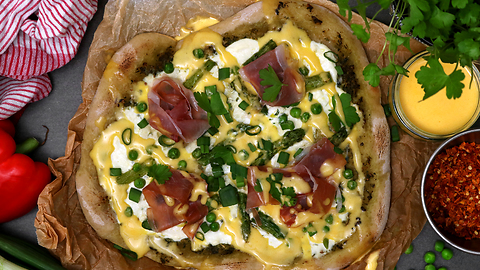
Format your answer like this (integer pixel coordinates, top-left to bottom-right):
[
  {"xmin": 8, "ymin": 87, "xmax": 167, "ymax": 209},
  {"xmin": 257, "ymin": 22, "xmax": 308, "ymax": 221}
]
[{"xmin": 425, "ymin": 142, "xmax": 480, "ymax": 240}]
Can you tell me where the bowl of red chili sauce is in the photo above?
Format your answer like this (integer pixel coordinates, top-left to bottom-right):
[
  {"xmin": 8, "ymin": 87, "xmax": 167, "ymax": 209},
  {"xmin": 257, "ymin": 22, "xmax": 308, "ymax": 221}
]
[{"xmin": 422, "ymin": 128, "xmax": 480, "ymax": 255}]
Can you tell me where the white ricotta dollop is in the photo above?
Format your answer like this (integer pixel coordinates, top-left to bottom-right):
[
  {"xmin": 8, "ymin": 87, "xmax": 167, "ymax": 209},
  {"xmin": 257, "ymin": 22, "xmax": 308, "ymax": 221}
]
[{"xmin": 225, "ymin": 38, "xmax": 259, "ymax": 65}]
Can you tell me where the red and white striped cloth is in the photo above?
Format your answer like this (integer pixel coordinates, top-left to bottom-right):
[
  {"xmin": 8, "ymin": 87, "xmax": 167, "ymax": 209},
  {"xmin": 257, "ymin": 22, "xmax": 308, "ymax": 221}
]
[{"xmin": 0, "ymin": 0, "xmax": 97, "ymax": 119}]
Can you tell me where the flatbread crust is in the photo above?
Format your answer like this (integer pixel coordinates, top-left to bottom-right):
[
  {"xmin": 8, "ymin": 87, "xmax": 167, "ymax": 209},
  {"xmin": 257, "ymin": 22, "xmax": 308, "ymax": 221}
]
[{"xmin": 76, "ymin": 1, "xmax": 390, "ymax": 269}]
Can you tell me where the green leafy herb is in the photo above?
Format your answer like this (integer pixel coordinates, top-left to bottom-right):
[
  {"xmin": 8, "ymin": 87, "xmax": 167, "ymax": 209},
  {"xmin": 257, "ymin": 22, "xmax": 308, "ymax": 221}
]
[
  {"xmin": 339, "ymin": 93, "xmax": 360, "ymax": 127},
  {"xmin": 259, "ymin": 64, "xmax": 286, "ymax": 102},
  {"xmin": 194, "ymin": 86, "xmax": 229, "ymax": 128},
  {"xmin": 416, "ymin": 56, "xmax": 465, "ymax": 99},
  {"xmin": 148, "ymin": 164, "xmax": 172, "ymax": 184}
]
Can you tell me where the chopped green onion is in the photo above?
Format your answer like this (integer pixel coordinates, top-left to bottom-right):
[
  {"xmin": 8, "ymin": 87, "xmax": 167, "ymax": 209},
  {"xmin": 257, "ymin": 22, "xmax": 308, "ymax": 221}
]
[
  {"xmin": 325, "ymin": 214, "xmax": 333, "ymax": 224},
  {"xmin": 347, "ymin": 180, "xmax": 357, "ymax": 190},
  {"xmin": 334, "ymin": 146, "xmax": 343, "ymax": 154},
  {"xmin": 124, "ymin": 207, "xmax": 133, "ymax": 217},
  {"xmin": 113, "ymin": 244, "xmax": 138, "ymax": 261},
  {"xmin": 238, "ymin": 149, "xmax": 249, "ymax": 160},
  {"xmin": 168, "ymin": 148, "xmax": 180, "ymax": 159},
  {"xmin": 219, "ymin": 185, "xmax": 239, "ymax": 206},
  {"xmin": 193, "ymin": 48, "xmax": 204, "ymax": 58},
  {"xmin": 158, "ymin": 135, "xmax": 175, "ymax": 147},
  {"xmin": 323, "ymin": 238, "xmax": 329, "ymax": 249},
  {"xmin": 110, "ymin": 168, "xmax": 122, "ymax": 176},
  {"xmin": 261, "ymin": 105, "xmax": 268, "ymax": 114},
  {"xmin": 248, "ymin": 143, "xmax": 257, "ymax": 152},
  {"xmin": 391, "ymin": 125, "xmax": 400, "ymax": 142},
  {"xmin": 383, "ymin": 104, "xmax": 392, "ymax": 117},
  {"xmin": 246, "ymin": 125, "xmax": 262, "ymax": 135},
  {"xmin": 225, "ymin": 145, "xmax": 237, "ymax": 154},
  {"xmin": 207, "ymin": 127, "xmax": 219, "ymax": 136},
  {"xmin": 210, "ymin": 221, "xmax": 220, "ymax": 232},
  {"xmin": 201, "ymin": 222, "xmax": 210, "ymax": 233},
  {"xmin": 136, "ymin": 102, "xmax": 148, "ymax": 113},
  {"xmin": 230, "ymin": 163, "xmax": 248, "ymax": 180},
  {"xmin": 224, "ymin": 113, "xmax": 234, "ymax": 123},
  {"xmin": 290, "ymin": 107, "xmax": 301, "ymax": 118},
  {"xmin": 195, "ymin": 232, "xmax": 205, "ymax": 241},
  {"xmin": 323, "ymin": 226, "xmax": 330, "ymax": 233},
  {"xmin": 212, "ymin": 165, "xmax": 223, "ymax": 177},
  {"xmin": 324, "ymin": 51, "xmax": 339, "ymax": 63},
  {"xmin": 134, "ymin": 178, "xmax": 146, "ymax": 189},
  {"xmin": 335, "ymin": 65, "xmax": 344, "ymax": 75},
  {"xmin": 299, "ymin": 66, "xmax": 309, "ymax": 76},
  {"xmin": 260, "ymin": 139, "xmax": 273, "ymax": 151},
  {"xmin": 218, "ymin": 67, "xmax": 230, "ymax": 80},
  {"xmin": 137, "ymin": 118, "xmax": 149, "ymax": 128},
  {"xmin": 129, "ymin": 188, "xmax": 142, "ymax": 203},
  {"xmin": 146, "ymin": 145, "xmax": 156, "ymax": 155},
  {"xmin": 178, "ymin": 160, "xmax": 187, "ymax": 170},
  {"xmin": 280, "ymin": 120, "xmax": 295, "ymax": 130},
  {"xmin": 236, "ymin": 177, "xmax": 245, "ymax": 187},
  {"xmin": 207, "ymin": 177, "xmax": 219, "ymax": 192},
  {"xmin": 277, "ymin": 151, "xmax": 290, "ymax": 165},
  {"xmin": 239, "ymin": 100, "xmax": 249, "ymax": 110},
  {"xmin": 254, "ymin": 179, "xmax": 263, "ymax": 192},
  {"xmin": 142, "ymin": 220, "xmax": 152, "ymax": 230},
  {"xmin": 293, "ymin": 148, "xmax": 303, "ymax": 158},
  {"xmin": 128, "ymin": 149, "xmax": 139, "ymax": 161},
  {"xmin": 164, "ymin": 62, "xmax": 174, "ymax": 74},
  {"xmin": 122, "ymin": 128, "xmax": 132, "ymax": 145}
]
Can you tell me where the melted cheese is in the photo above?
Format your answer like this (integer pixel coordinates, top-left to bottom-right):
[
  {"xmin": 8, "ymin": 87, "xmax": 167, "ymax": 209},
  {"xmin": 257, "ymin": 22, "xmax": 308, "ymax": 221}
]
[{"xmin": 91, "ymin": 19, "xmax": 367, "ymax": 268}]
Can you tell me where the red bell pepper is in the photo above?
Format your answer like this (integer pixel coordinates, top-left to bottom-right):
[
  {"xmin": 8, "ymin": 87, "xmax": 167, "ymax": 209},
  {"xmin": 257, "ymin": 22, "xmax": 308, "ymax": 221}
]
[{"xmin": 0, "ymin": 119, "xmax": 51, "ymax": 223}]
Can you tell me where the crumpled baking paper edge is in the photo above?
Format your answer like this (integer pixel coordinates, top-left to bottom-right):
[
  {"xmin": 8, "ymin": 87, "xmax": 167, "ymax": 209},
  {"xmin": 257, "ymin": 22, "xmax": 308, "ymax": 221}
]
[{"xmin": 34, "ymin": 0, "xmax": 440, "ymax": 269}]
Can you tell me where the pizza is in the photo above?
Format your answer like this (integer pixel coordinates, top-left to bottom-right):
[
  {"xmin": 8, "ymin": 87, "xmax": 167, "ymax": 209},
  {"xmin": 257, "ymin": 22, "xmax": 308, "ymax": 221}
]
[{"xmin": 75, "ymin": 0, "xmax": 391, "ymax": 269}]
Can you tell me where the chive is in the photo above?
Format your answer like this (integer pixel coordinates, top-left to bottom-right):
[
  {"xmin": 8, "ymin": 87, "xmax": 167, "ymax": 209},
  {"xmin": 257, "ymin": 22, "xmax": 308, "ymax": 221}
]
[
  {"xmin": 218, "ymin": 67, "xmax": 230, "ymax": 80},
  {"xmin": 207, "ymin": 177, "xmax": 219, "ymax": 192},
  {"xmin": 137, "ymin": 118, "xmax": 149, "ymax": 128},
  {"xmin": 242, "ymin": 39, "xmax": 277, "ymax": 66},
  {"xmin": 236, "ymin": 177, "xmax": 245, "ymax": 187},
  {"xmin": 164, "ymin": 62, "xmax": 174, "ymax": 74},
  {"xmin": 280, "ymin": 120, "xmax": 295, "ymax": 130},
  {"xmin": 113, "ymin": 244, "xmax": 138, "ymax": 261},
  {"xmin": 248, "ymin": 143, "xmax": 257, "ymax": 152},
  {"xmin": 219, "ymin": 185, "xmax": 239, "ymax": 206},
  {"xmin": 110, "ymin": 168, "xmax": 122, "ymax": 176},
  {"xmin": 207, "ymin": 127, "xmax": 219, "ymax": 136},
  {"xmin": 134, "ymin": 178, "xmax": 146, "ymax": 189},
  {"xmin": 230, "ymin": 163, "xmax": 248, "ymax": 180},
  {"xmin": 335, "ymin": 65, "xmax": 344, "ymax": 75},
  {"xmin": 293, "ymin": 148, "xmax": 303, "ymax": 158},
  {"xmin": 142, "ymin": 220, "xmax": 152, "ymax": 230},
  {"xmin": 239, "ymin": 100, "xmax": 249, "ymax": 110},
  {"xmin": 201, "ymin": 222, "xmax": 210, "ymax": 233},
  {"xmin": 212, "ymin": 165, "xmax": 223, "ymax": 178},
  {"xmin": 122, "ymin": 128, "xmax": 132, "ymax": 145},
  {"xmin": 324, "ymin": 51, "xmax": 339, "ymax": 63},
  {"xmin": 254, "ymin": 179, "xmax": 263, "ymax": 192},
  {"xmin": 246, "ymin": 125, "xmax": 262, "ymax": 135},
  {"xmin": 224, "ymin": 113, "xmax": 233, "ymax": 123},
  {"xmin": 128, "ymin": 149, "xmax": 139, "ymax": 161},
  {"xmin": 238, "ymin": 149, "xmax": 249, "ymax": 160},
  {"xmin": 225, "ymin": 145, "xmax": 237, "ymax": 154},
  {"xmin": 136, "ymin": 102, "xmax": 148, "ymax": 113},
  {"xmin": 197, "ymin": 136, "xmax": 210, "ymax": 146},
  {"xmin": 158, "ymin": 135, "xmax": 175, "ymax": 147},
  {"xmin": 383, "ymin": 104, "xmax": 392, "ymax": 117},
  {"xmin": 195, "ymin": 232, "xmax": 205, "ymax": 241},
  {"xmin": 193, "ymin": 48, "xmax": 205, "ymax": 58},
  {"xmin": 167, "ymin": 148, "xmax": 180, "ymax": 159},
  {"xmin": 129, "ymin": 188, "xmax": 142, "ymax": 203},
  {"xmin": 260, "ymin": 139, "xmax": 273, "ymax": 151},
  {"xmin": 391, "ymin": 125, "xmax": 400, "ymax": 142},
  {"xmin": 308, "ymin": 92, "xmax": 313, "ymax": 101},
  {"xmin": 299, "ymin": 66, "xmax": 309, "ymax": 76},
  {"xmin": 277, "ymin": 151, "xmax": 290, "ymax": 165},
  {"xmin": 323, "ymin": 238, "xmax": 329, "ymax": 249},
  {"xmin": 124, "ymin": 206, "xmax": 133, "ymax": 217}
]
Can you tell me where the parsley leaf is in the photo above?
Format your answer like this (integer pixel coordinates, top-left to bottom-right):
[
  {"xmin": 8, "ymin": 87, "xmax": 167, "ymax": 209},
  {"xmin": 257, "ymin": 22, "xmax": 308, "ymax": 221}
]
[
  {"xmin": 194, "ymin": 88, "xmax": 229, "ymax": 128},
  {"xmin": 259, "ymin": 64, "xmax": 286, "ymax": 102},
  {"xmin": 416, "ymin": 57, "xmax": 464, "ymax": 100},
  {"xmin": 350, "ymin": 24, "xmax": 370, "ymax": 43},
  {"xmin": 340, "ymin": 93, "xmax": 360, "ymax": 128},
  {"xmin": 148, "ymin": 164, "xmax": 172, "ymax": 184}
]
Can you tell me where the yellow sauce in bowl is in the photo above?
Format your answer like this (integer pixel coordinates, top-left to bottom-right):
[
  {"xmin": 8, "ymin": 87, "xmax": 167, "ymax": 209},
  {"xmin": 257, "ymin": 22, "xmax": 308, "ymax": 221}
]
[{"xmin": 390, "ymin": 51, "xmax": 480, "ymax": 140}]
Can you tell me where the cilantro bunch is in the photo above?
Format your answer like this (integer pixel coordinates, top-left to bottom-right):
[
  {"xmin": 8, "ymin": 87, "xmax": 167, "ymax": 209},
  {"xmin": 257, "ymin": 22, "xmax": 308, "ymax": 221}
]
[{"xmin": 338, "ymin": 0, "xmax": 480, "ymax": 100}]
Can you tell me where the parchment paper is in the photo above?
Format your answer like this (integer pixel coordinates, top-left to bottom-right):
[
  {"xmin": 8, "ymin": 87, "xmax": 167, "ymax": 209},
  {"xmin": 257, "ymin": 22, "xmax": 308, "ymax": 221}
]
[{"xmin": 34, "ymin": 0, "xmax": 439, "ymax": 269}]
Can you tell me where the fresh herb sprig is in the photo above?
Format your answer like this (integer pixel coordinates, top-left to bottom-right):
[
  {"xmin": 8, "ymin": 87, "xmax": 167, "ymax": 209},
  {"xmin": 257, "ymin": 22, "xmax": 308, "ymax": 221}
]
[
  {"xmin": 259, "ymin": 64, "xmax": 286, "ymax": 102},
  {"xmin": 338, "ymin": 0, "xmax": 480, "ymax": 100},
  {"xmin": 194, "ymin": 86, "xmax": 229, "ymax": 128}
]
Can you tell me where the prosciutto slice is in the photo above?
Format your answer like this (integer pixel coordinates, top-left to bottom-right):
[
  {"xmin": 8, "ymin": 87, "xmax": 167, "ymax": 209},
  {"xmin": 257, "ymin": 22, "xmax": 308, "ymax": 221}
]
[
  {"xmin": 239, "ymin": 44, "xmax": 305, "ymax": 106},
  {"xmin": 148, "ymin": 76, "xmax": 209, "ymax": 143},
  {"xmin": 143, "ymin": 169, "xmax": 208, "ymax": 238}
]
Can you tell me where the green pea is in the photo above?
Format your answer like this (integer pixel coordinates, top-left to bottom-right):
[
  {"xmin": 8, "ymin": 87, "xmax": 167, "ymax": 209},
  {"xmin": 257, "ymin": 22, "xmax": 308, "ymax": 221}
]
[
  {"xmin": 441, "ymin": 248, "xmax": 453, "ymax": 260},
  {"xmin": 325, "ymin": 214, "xmax": 333, "ymax": 224},
  {"xmin": 425, "ymin": 264, "xmax": 436, "ymax": 270},
  {"xmin": 347, "ymin": 180, "xmax": 357, "ymax": 190},
  {"xmin": 193, "ymin": 48, "xmax": 204, "ymax": 58},
  {"xmin": 206, "ymin": 212, "xmax": 216, "ymax": 223},
  {"xmin": 311, "ymin": 103, "xmax": 323, "ymax": 115},
  {"xmin": 210, "ymin": 221, "xmax": 220, "ymax": 232},
  {"xmin": 134, "ymin": 178, "xmax": 146, "ymax": 189},
  {"xmin": 434, "ymin": 240, "xmax": 445, "ymax": 252},
  {"xmin": 142, "ymin": 220, "xmax": 152, "ymax": 230},
  {"xmin": 168, "ymin": 148, "xmax": 180, "ymax": 159},
  {"xmin": 279, "ymin": 114, "xmax": 288, "ymax": 123},
  {"xmin": 424, "ymin": 251, "xmax": 436, "ymax": 264},
  {"xmin": 405, "ymin": 244, "xmax": 414, "ymax": 254},
  {"xmin": 136, "ymin": 102, "xmax": 148, "ymax": 113},
  {"xmin": 290, "ymin": 107, "xmax": 302, "ymax": 118},
  {"xmin": 128, "ymin": 149, "xmax": 139, "ymax": 161},
  {"xmin": 124, "ymin": 206, "xmax": 133, "ymax": 217},
  {"xmin": 178, "ymin": 160, "xmax": 187, "ymax": 169},
  {"xmin": 343, "ymin": 169, "xmax": 354, "ymax": 179},
  {"xmin": 339, "ymin": 205, "xmax": 346, "ymax": 213},
  {"xmin": 164, "ymin": 62, "xmax": 174, "ymax": 74},
  {"xmin": 438, "ymin": 267, "xmax": 447, "ymax": 270},
  {"xmin": 301, "ymin": 112, "xmax": 311, "ymax": 123},
  {"xmin": 323, "ymin": 226, "xmax": 330, "ymax": 233}
]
